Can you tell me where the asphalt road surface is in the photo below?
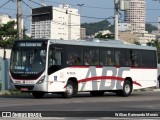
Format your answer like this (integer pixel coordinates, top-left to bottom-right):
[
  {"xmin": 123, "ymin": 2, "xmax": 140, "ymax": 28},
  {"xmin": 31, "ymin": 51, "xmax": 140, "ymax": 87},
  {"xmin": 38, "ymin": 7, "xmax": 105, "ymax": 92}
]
[{"xmin": 0, "ymin": 91, "xmax": 160, "ymax": 119}]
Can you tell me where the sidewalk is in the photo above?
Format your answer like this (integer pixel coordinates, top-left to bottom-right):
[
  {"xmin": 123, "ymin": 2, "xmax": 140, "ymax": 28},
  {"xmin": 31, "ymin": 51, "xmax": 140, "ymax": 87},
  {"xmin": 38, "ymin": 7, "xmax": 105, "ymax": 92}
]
[{"xmin": 134, "ymin": 87, "xmax": 160, "ymax": 92}]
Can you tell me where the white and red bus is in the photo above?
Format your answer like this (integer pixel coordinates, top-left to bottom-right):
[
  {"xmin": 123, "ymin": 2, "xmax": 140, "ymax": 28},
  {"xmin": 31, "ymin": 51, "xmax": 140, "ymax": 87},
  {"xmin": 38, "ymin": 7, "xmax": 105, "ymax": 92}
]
[{"xmin": 9, "ymin": 39, "xmax": 158, "ymax": 98}]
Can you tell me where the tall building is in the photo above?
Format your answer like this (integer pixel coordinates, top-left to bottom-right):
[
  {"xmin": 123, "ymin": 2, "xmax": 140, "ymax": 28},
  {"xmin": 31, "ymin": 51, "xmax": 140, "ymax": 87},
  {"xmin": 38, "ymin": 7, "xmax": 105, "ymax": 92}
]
[
  {"xmin": 118, "ymin": 23, "xmax": 132, "ymax": 32},
  {"xmin": 158, "ymin": 16, "xmax": 160, "ymax": 34},
  {"xmin": 124, "ymin": 0, "xmax": 146, "ymax": 33},
  {"xmin": 0, "ymin": 13, "xmax": 22, "ymax": 29},
  {"xmin": 80, "ymin": 28, "xmax": 86, "ymax": 39},
  {"xmin": 31, "ymin": 5, "xmax": 80, "ymax": 40},
  {"xmin": 0, "ymin": 13, "xmax": 23, "ymax": 32},
  {"xmin": 0, "ymin": 13, "xmax": 15, "ymax": 24}
]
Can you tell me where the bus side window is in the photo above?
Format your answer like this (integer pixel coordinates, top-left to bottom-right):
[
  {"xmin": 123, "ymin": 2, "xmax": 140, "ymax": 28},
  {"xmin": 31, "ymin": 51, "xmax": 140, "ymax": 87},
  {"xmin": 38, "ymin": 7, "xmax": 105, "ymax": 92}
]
[
  {"xmin": 107, "ymin": 50, "xmax": 114, "ymax": 66},
  {"xmin": 67, "ymin": 53, "xmax": 74, "ymax": 65},
  {"xmin": 130, "ymin": 50, "xmax": 142, "ymax": 67},
  {"xmin": 131, "ymin": 59, "xmax": 138, "ymax": 66},
  {"xmin": 67, "ymin": 53, "xmax": 81, "ymax": 65}
]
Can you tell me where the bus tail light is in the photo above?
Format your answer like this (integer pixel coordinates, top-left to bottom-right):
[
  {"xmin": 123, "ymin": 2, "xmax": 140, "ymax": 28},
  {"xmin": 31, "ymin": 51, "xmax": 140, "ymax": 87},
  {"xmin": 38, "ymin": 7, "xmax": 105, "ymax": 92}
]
[{"xmin": 36, "ymin": 76, "xmax": 45, "ymax": 84}]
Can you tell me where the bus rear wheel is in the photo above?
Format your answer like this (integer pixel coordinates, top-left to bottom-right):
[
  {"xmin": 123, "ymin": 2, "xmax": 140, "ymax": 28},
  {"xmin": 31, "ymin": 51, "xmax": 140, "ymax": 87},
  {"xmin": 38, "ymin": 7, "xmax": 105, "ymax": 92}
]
[
  {"xmin": 116, "ymin": 80, "xmax": 132, "ymax": 97},
  {"xmin": 90, "ymin": 91, "xmax": 104, "ymax": 96},
  {"xmin": 32, "ymin": 92, "xmax": 45, "ymax": 98},
  {"xmin": 62, "ymin": 81, "xmax": 77, "ymax": 98}
]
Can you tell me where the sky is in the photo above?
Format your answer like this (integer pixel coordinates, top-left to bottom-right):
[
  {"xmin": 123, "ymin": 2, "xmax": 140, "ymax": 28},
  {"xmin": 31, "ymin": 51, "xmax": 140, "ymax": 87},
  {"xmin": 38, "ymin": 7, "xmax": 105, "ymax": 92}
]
[{"xmin": 0, "ymin": 0, "xmax": 160, "ymax": 33}]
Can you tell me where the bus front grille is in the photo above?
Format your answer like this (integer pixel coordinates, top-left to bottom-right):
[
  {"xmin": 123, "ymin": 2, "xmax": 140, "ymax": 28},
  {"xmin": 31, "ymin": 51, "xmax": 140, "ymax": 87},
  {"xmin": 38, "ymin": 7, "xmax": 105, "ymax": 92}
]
[{"xmin": 15, "ymin": 85, "xmax": 34, "ymax": 90}]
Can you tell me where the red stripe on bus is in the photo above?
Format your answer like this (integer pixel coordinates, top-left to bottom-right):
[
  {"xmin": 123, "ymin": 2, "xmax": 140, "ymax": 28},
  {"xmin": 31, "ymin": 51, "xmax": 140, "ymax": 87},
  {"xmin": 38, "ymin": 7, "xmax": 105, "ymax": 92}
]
[
  {"xmin": 132, "ymin": 81, "xmax": 142, "ymax": 87},
  {"xmin": 64, "ymin": 76, "xmax": 141, "ymax": 88},
  {"xmin": 78, "ymin": 76, "xmax": 142, "ymax": 87},
  {"xmin": 78, "ymin": 76, "xmax": 124, "ymax": 83}
]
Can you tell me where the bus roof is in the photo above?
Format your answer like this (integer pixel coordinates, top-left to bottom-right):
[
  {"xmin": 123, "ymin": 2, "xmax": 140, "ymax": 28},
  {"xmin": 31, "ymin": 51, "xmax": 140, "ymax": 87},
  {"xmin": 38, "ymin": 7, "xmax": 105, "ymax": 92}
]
[
  {"xmin": 49, "ymin": 39, "xmax": 156, "ymax": 51},
  {"xmin": 14, "ymin": 39, "xmax": 157, "ymax": 51}
]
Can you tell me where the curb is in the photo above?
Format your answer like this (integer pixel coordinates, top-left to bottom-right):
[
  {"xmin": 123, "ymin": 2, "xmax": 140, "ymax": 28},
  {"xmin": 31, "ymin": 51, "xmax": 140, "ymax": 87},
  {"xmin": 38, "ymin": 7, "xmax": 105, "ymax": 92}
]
[
  {"xmin": 153, "ymin": 88, "xmax": 160, "ymax": 92},
  {"xmin": 133, "ymin": 87, "xmax": 160, "ymax": 92}
]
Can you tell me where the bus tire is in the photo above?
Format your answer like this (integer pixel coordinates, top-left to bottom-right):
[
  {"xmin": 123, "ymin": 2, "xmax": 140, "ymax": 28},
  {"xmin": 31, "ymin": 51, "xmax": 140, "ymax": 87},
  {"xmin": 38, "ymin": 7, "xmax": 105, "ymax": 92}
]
[
  {"xmin": 116, "ymin": 80, "xmax": 132, "ymax": 97},
  {"xmin": 62, "ymin": 81, "xmax": 76, "ymax": 98},
  {"xmin": 90, "ymin": 91, "xmax": 104, "ymax": 96},
  {"xmin": 32, "ymin": 92, "xmax": 45, "ymax": 98}
]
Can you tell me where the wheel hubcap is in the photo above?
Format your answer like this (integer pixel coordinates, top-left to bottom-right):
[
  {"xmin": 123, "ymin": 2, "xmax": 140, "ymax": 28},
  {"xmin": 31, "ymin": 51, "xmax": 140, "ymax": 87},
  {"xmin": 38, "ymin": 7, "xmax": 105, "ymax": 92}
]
[
  {"xmin": 125, "ymin": 84, "xmax": 130, "ymax": 94},
  {"xmin": 66, "ymin": 85, "xmax": 73, "ymax": 95}
]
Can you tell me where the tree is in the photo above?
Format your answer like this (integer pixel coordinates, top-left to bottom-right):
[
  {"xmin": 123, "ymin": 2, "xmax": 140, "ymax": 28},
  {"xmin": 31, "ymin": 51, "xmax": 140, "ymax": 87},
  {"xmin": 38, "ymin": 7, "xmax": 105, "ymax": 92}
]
[
  {"xmin": 0, "ymin": 21, "xmax": 30, "ymax": 48},
  {"xmin": 0, "ymin": 21, "xmax": 17, "ymax": 41},
  {"xmin": 134, "ymin": 41, "xmax": 141, "ymax": 45},
  {"xmin": 147, "ymin": 40, "xmax": 160, "ymax": 63},
  {"xmin": 95, "ymin": 33, "xmax": 114, "ymax": 39},
  {"xmin": 81, "ymin": 20, "xmax": 114, "ymax": 36},
  {"xmin": 145, "ymin": 23, "xmax": 158, "ymax": 33},
  {"xmin": 0, "ymin": 21, "xmax": 18, "ymax": 48}
]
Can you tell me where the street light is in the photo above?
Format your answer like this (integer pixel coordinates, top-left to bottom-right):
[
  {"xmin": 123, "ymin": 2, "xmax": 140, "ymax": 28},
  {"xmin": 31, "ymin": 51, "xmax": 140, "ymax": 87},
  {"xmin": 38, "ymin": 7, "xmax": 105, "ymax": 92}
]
[
  {"xmin": 77, "ymin": 4, "xmax": 84, "ymax": 22},
  {"xmin": 77, "ymin": 4, "xmax": 84, "ymax": 16}
]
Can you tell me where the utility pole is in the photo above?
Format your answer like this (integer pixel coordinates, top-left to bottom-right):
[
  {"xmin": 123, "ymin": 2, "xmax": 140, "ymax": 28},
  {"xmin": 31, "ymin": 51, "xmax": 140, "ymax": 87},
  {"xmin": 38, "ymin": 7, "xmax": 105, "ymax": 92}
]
[
  {"xmin": 77, "ymin": 4, "xmax": 84, "ymax": 39},
  {"xmin": 17, "ymin": 0, "xmax": 23, "ymax": 39},
  {"xmin": 114, "ymin": 0, "xmax": 119, "ymax": 40}
]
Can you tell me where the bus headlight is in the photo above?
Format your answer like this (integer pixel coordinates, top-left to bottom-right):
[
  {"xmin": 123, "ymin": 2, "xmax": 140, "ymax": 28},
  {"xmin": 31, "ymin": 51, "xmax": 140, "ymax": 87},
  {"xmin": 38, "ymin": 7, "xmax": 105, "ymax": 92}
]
[
  {"xmin": 9, "ymin": 79, "xmax": 14, "ymax": 83},
  {"xmin": 9, "ymin": 75, "xmax": 14, "ymax": 83},
  {"xmin": 36, "ymin": 75, "xmax": 45, "ymax": 84}
]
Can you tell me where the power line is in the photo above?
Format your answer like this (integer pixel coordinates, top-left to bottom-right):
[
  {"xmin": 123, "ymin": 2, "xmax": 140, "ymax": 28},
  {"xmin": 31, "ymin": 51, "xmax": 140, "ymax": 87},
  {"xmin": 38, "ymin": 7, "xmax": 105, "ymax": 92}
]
[
  {"xmin": 3, "ymin": 1, "xmax": 157, "ymax": 22},
  {"xmin": 28, "ymin": 0, "xmax": 43, "ymax": 7},
  {"xmin": 0, "ymin": 7, "xmax": 17, "ymax": 11},
  {"xmin": 22, "ymin": 0, "xmax": 32, "ymax": 9},
  {"xmin": 45, "ymin": 0, "xmax": 113, "ymax": 10},
  {"xmin": 28, "ymin": 0, "xmax": 113, "ymax": 20},
  {"xmin": 0, "ymin": 0, "xmax": 13, "ymax": 8},
  {"xmin": 146, "ymin": 9, "xmax": 160, "ymax": 10},
  {"xmin": 44, "ymin": 0, "xmax": 160, "ymax": 11},
  {"xmin": 146, "ymin": 22, "xmax": 159, "ymax": 23}
]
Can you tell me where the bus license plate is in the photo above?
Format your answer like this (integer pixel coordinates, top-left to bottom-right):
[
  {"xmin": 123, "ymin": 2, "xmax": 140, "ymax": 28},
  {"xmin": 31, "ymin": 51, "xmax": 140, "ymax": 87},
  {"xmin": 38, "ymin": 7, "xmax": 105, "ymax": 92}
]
[{"xmin": 21, "ymin": 88, "xmax": 28, "ymax": 91}]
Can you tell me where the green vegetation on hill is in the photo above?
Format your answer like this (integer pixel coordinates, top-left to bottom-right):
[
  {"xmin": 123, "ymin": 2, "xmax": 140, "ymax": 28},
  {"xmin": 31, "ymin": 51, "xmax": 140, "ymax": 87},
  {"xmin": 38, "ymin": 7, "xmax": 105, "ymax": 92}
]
[
  {"xmin": 81, "ymin": 20, "xmax": 158, "ymax": 36},
  {"xmin": 81, "ymin": 20, "xmax": 114, "ymax": 36},
  {"xmin": 145, "ymin": 23, "xmax": 158, "ymax": 33}
]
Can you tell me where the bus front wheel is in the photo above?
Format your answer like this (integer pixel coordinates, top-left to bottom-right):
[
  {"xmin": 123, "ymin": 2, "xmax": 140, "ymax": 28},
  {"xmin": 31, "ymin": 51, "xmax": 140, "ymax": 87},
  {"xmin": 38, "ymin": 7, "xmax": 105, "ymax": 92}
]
[
  {"xmin": 116, "ymin": 80, "xmax": 132, "ymax": 97},
  {"xmin": 62, "ymin": 81, "xmax": 76, "ymax": 98}
]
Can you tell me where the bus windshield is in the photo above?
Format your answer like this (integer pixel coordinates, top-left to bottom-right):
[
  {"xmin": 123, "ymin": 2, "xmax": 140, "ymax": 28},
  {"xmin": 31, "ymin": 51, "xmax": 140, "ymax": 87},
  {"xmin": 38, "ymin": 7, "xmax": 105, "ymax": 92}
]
[{"xmin": 10, "ymin": 48, "xmax": 46, "ymax": 75}]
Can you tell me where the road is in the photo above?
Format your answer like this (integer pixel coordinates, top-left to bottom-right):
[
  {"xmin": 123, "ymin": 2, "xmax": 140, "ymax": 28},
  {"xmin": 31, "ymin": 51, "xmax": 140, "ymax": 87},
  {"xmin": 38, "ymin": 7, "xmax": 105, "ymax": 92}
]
[{"xmin": 0, "ymin": 91, "xmax": 160, "ymax": 119}]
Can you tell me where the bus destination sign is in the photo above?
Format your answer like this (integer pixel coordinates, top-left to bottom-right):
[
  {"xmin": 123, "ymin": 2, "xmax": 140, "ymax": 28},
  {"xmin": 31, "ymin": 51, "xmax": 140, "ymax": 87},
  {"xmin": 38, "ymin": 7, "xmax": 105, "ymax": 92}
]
[{"xmin": 18, "ymin": 42, "xmax": 42, "ymax": 47}]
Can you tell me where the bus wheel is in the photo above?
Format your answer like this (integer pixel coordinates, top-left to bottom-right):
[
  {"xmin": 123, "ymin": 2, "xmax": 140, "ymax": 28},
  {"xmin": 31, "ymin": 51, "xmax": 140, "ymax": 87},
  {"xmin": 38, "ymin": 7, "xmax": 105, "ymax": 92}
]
[
  {"xmin": 116, "ymin": 80, "xmax": 132, "ymax": 97},
  {"xmin": 62, "ymin": 81, "xmax": 76, "ymax": 98},
  {"xmin": 90, "ymin": 91, "xmax": 104, "ymax": 96},
  {"xmin": 32, "ymin": 92, "xmax": 45, "ymax": 98}
]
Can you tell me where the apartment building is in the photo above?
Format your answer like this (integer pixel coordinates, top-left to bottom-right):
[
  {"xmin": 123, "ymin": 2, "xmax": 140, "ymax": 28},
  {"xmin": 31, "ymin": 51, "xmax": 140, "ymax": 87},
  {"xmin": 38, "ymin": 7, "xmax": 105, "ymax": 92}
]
[
  {"xmin": 119, "ymin": 31, "xmax": 139, "ymax": 43},
  {"xmin": 31, "ymin": 5, "xmax": 80, "ymax": 40},
  {"xmin": 0, "ymin": 13, "xmax": 15, "ymax": 25},
  {"xmin": 139, "ymin": 33, "xmax": 156, "ymax": 45},
  {"xmin": 0, "ymin": 13, "xmax": 23, "ymax": 29},
  {"xmin": 80, "ymin": 28, "xmax": 86, "ymax": 39},
  {"xmin": 118, "ymin": 23, "xmax": 132, "ymax": 32},
  {"xmin": 124, "ymin": 0, "xmax": 146, "ymax": 33}
]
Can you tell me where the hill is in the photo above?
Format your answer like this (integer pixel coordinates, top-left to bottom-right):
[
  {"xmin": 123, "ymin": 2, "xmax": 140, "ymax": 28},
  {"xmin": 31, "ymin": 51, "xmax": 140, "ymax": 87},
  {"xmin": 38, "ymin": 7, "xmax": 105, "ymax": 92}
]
[
  {"xmin": 145, "ymin": 23, "xmax": 158, "ymax": 33},
  {"xmin": 81, "ymin": 20, "xmax": 158, "ymax": 36},
  {"xmin": 81, "ymin": 20, "xmax": 114, "ymax": 36}
]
